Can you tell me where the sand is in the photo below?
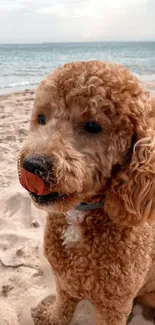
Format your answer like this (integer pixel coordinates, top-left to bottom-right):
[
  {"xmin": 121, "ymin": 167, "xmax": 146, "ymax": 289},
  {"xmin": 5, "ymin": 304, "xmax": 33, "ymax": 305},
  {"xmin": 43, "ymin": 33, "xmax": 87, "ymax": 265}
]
[
  {"xmin": 0, "ymin": 90, "xmax": 51, "ymax": 324},
  {"xmin": 0, "ymin": 84, "xmax": 155, "ymax": 325}
]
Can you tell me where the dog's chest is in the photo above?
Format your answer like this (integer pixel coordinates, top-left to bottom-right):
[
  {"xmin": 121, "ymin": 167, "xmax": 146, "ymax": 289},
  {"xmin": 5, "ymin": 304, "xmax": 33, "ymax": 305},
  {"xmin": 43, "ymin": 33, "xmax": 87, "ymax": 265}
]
[
  {"xmin": 44, "ymin": 212, "xmax": 152, "ymax": 300},
  {"xmin": 44, "ymin": 210, "xmax": 88, "ymax": 271},
  {"xmin": 44, "ymin": 211, "xmax": 105, "ymax": 297}
]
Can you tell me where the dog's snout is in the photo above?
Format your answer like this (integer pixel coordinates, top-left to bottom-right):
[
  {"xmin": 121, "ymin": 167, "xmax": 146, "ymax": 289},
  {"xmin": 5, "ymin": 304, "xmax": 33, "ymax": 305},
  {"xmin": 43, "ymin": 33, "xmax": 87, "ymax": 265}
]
[{"xmin": 23, "ymin": 155, "xmax": 50, "ymax": 179}]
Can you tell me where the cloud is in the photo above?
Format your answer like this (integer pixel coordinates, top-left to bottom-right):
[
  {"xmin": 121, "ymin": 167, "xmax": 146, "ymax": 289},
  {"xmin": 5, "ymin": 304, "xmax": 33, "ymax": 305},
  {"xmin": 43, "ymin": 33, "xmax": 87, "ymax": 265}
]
[
  {"xmin": 36, "ymin": 0, "xmax": 148, "ymax": 17},
  {"xmin": 0, "ymin": 0, "xmax": 154, "ymax": 43},
  {"xmin": 0, "ymin": 1, "xmax": 25, "ymax": 11},
  {"xmin": 0, "ymin": 0, "xmax": 149, "ymax": 16}
]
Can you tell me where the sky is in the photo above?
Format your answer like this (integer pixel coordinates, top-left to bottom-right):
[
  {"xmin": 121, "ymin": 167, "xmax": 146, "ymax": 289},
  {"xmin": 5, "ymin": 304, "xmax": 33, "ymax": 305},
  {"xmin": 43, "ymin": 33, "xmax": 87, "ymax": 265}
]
[{"xmin": 0, "ymin": 0, "xmax": 155, "ymax": 43}]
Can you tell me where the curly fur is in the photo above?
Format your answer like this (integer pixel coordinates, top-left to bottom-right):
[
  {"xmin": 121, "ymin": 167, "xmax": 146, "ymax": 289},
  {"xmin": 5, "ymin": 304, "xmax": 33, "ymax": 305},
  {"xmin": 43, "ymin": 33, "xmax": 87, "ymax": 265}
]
[{"xmin": 19, "ymin": 61, "xmax": 155, "ymax": 325}]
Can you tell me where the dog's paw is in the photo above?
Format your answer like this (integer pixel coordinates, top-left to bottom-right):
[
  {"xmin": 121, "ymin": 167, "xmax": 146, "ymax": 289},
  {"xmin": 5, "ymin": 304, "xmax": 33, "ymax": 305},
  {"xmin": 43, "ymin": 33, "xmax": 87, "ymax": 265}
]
[
  {"xmin": 38, "ymin": 294, "xmax": 56, "ymax": 306},
  {"xmin": 19, "ymin": 294, "xmax": 56, "ymax": 325}
]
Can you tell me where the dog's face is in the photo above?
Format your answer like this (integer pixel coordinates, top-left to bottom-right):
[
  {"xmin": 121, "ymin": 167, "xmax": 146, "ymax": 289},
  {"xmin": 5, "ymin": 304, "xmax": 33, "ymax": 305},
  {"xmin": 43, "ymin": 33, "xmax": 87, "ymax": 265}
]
[{"xmin": 19, "ymin": 61, "xmax": 146, "ymax": 214}]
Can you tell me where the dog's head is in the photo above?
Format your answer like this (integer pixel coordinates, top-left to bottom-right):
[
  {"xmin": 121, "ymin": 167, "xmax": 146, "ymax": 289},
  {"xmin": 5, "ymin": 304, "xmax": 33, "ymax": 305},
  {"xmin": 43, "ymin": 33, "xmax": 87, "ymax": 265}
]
[{"xmin": 18, "ymin": 61, "xmax": 155, "ymax": 225}]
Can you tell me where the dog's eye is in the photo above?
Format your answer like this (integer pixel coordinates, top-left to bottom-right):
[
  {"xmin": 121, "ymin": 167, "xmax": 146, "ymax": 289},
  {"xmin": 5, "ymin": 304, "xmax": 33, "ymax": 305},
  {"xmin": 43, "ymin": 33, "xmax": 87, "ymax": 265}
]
[
  {"xmin": 84, "ymin": 121, "xmax": 102, "ymax": 134},
  {"xmin": 38, "ymin": 114, "xmax": 46, "ymax": 125}
]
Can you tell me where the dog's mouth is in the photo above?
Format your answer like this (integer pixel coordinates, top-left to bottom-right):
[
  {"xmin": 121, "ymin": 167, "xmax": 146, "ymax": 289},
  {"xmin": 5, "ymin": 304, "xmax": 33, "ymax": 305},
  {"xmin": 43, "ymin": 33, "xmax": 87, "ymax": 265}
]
[
  {"xmin": 18, "ymin": 163, "xmax": 68, "ymax": 205},
  {"xmin": 18, "ymin": 157, "xmax": 80, "ymax": 207},
  {"xmin": 30, "ymin": 191, "xmax": 68, "ymax": 205}
]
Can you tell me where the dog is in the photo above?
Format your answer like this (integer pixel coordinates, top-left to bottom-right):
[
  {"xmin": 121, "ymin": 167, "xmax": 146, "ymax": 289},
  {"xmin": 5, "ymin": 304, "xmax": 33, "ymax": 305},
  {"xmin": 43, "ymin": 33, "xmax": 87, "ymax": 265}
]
[{"xmin": 18, "ymin": 61, "xmax": 155, "ymax": 325}]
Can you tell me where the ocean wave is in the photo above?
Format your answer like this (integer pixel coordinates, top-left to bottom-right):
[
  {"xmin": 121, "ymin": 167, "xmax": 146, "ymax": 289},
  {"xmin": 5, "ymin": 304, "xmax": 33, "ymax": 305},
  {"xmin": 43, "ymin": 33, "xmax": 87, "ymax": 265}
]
[{"xmin": 0, "ymin": 80, "xmax": 39, "ymax": 89}]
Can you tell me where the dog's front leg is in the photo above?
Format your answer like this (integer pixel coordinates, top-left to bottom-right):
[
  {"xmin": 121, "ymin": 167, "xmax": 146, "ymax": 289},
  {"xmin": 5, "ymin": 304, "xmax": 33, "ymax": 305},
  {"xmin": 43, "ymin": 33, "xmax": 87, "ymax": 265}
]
[
  {"xmin": 94, "ymin": 298, "xmax": 133, "ymax": 325},
  {"xmin": 32, "ymin": 285, "xmax": 78, "ymax": 325}
]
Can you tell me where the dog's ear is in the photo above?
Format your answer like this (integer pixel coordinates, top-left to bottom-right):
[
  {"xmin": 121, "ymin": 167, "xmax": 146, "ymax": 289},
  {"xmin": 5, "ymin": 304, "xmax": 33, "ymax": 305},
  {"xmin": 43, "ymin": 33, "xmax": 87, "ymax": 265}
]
[{"xmin": 105, "ymin": 97, "xmax": 155, "ymax": 226}]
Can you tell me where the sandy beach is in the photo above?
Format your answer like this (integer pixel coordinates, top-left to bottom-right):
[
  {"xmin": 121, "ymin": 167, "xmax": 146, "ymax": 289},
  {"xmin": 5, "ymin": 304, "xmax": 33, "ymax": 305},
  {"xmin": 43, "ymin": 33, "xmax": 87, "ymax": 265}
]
[
  {"xmin": 0, "ymin": 82, "xmax": 155, "ymax": 324},
  {"xmin": 0, "ymin": 89, "xmax": 52, "ymax": 324}
]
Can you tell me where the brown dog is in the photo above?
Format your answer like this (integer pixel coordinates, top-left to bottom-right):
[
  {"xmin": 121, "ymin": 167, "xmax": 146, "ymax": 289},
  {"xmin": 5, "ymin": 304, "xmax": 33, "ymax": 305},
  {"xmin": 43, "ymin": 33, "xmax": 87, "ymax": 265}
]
[{"xmin": 18, "ymin": 61, "xmax": 155, "ymax": 325}]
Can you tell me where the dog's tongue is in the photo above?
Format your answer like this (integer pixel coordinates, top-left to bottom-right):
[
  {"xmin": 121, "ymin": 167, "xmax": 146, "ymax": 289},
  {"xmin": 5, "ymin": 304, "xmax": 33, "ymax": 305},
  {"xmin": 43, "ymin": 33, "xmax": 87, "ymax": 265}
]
[{"xmin": 19, "ymin": 168, "xmax": 51, "ymax": 195}]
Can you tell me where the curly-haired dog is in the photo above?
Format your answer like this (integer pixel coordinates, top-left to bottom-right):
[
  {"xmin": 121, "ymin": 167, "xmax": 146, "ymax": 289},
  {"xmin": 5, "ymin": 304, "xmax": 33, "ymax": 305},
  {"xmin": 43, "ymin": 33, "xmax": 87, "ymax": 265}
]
[{"xmin": 18, "ymin": 61, "xmax": 155, "ymax": 325}]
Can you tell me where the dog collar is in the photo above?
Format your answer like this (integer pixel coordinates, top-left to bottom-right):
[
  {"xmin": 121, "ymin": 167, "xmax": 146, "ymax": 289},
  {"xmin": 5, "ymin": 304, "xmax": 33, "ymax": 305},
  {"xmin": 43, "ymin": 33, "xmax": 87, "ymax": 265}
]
[{"xmin": 75, "ymin": 201, "xmax": 103, "ymax": 211}]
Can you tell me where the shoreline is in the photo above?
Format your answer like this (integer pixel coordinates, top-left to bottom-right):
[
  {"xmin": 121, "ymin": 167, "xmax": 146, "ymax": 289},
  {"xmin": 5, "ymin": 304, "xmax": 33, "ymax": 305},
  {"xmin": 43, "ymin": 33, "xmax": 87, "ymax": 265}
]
[
  {"xmin": 0, "ymin": 79, "xmax": 155, "ymax": 97},
  {"xmin": 0, "ymin": 88, "xmax": 35, "ymax": 98},
  {"xmin": 0, "ymin": 85, "xmax": 36, "ymax": 95}
]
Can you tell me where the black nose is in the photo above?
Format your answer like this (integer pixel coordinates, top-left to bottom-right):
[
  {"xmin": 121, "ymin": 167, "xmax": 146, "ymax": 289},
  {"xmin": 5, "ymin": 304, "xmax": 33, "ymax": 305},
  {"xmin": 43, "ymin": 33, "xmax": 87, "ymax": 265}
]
[{"xmin": 23, "ymin": 155, "xmax": 50, "ymax": 179}]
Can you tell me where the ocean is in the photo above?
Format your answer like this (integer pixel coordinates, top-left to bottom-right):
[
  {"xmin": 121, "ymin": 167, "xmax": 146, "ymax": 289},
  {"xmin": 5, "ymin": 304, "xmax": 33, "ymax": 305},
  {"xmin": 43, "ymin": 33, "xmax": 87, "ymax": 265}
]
[{"xmin": 0, "ymin": 42, "xmax": 155, "ymax": 93}]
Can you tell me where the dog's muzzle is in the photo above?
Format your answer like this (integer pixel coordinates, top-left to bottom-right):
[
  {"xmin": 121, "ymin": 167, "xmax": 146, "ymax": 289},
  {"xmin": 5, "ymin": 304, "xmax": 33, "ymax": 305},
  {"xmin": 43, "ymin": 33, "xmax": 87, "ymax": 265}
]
[
  {"xmin": 18, "ymin": 154, "xmax": 52, "ymax": 196},
  {"xmin": 23, "ymin": 155, "xmax": 51, "ymax": 180}
]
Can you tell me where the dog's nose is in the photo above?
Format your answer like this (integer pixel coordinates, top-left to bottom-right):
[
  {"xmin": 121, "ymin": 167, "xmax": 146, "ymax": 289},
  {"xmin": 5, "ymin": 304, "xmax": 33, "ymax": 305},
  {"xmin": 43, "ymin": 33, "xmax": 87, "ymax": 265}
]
[{"xmin": 23, "ymin": 155, "xmax": 50, "ymax": 179}]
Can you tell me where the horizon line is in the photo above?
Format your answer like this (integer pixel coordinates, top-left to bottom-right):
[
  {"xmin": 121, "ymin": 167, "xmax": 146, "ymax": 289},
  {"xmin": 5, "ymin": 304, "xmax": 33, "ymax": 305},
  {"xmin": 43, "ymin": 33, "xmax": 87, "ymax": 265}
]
[{"xmin": 0, "ymin": 40, "xmax": 155, "ymax": 45}]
